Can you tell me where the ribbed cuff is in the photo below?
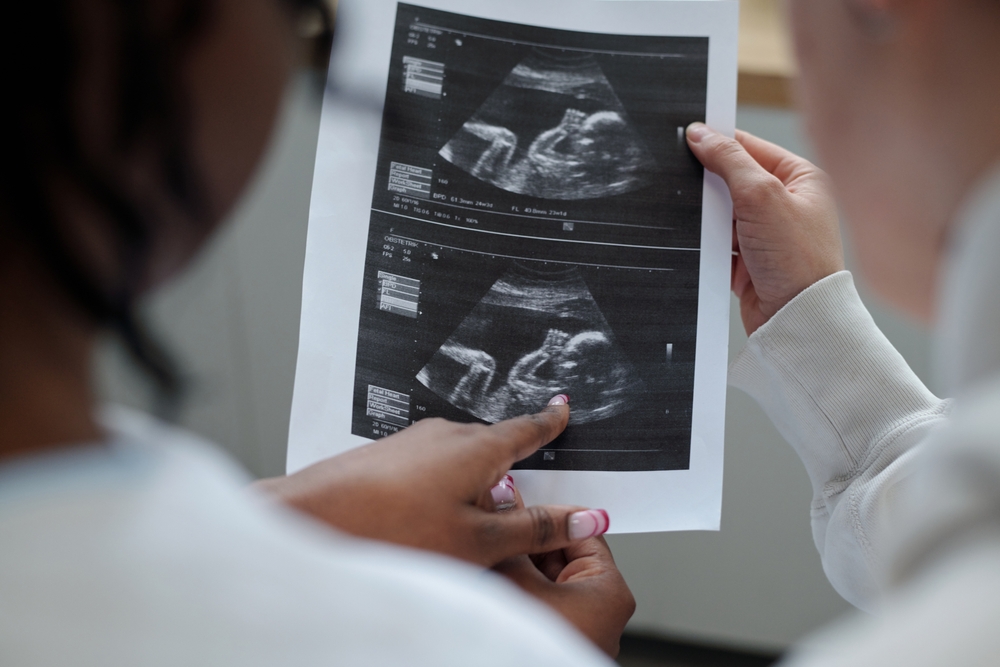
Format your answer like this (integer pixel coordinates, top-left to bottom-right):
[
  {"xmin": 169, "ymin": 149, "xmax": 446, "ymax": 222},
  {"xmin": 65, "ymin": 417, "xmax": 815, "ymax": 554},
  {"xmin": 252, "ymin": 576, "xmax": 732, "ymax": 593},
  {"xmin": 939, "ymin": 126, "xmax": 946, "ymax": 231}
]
[{"xmin": 729, "ymin": 272, "xmax": 942, "ymax": 490}]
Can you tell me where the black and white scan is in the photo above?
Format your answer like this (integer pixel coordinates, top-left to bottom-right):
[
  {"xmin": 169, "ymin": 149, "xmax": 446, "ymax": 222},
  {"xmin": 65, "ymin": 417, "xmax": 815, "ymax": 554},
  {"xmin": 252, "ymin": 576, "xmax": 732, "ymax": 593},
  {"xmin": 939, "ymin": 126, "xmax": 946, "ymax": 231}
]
[
  {"xmin": 351, "ymin": 3, "xmax": 709, "ymax": 471},
  {"xmin": 416, "ymin": 265, "xmax": 644, "ymax": 425},
  {"xmin": 439, "ymin": 51, "xmax": 658, "ymax": 200}
]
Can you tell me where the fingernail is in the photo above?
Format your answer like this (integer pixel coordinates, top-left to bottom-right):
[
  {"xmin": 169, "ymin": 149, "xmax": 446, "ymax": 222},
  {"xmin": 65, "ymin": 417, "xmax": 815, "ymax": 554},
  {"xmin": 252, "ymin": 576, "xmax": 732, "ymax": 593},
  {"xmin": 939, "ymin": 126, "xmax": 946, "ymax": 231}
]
[
  {"xmin": 686, "ymin": 122, "xmax": 713, "ymax": 143},
  {"xmin": 548, "ymin": 394, "xmax": 570, "ymax": 406},
  {"xmin": 568, "ymin": 509, "xmax": 610, "ymax": 540},
  {"xmin": 504, "ymin": 474, "xmax": 514, "ymax": 486},
  {"xmin": 491, "ymin": 478, "xmax": 516, "ymax": 511}
]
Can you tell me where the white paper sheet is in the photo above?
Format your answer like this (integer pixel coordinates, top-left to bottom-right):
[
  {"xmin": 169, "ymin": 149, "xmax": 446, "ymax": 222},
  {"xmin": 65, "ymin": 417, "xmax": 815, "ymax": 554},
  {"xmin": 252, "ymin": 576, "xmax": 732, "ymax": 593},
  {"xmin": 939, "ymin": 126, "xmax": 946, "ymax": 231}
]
[{"xmin": 287, "ymin": 0, "xmax": 738, "ymax": 533}]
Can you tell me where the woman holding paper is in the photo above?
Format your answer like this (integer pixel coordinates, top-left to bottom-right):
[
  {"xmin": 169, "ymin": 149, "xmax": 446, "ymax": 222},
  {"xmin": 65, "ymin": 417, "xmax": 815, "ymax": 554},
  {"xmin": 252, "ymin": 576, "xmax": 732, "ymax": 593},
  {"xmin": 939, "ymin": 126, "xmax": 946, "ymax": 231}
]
[
  {"xmin": 0, "ymin": 0, "xmax": 631, "ymax": 663},
  {"xmin": 5, "ymin": 0, "xmax": 1000, "ymax": 663},
  {"xmin": 685, "ymin": 0, "xmax": 1000, "ymax": 662}
]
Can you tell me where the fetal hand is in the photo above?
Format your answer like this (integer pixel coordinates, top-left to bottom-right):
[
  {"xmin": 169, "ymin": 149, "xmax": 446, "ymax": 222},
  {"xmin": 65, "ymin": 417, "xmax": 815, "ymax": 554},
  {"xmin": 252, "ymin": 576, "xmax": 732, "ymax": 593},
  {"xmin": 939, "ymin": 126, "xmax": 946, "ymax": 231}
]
[
  {"xmin": 494, "ymin": 537, "xmax": 635, "ymax": 658},
  {"xmin": 687, "ymin": 124, "xmax": 845, "ymax": 335}
]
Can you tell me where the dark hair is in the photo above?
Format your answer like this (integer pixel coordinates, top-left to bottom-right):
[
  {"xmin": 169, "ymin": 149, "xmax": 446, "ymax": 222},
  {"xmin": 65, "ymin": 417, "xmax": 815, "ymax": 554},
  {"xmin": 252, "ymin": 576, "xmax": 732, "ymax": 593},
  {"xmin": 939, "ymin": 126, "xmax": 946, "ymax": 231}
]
[{"xmin": 0, "ymin": 0, "xmax": 332, "ymax": 417}]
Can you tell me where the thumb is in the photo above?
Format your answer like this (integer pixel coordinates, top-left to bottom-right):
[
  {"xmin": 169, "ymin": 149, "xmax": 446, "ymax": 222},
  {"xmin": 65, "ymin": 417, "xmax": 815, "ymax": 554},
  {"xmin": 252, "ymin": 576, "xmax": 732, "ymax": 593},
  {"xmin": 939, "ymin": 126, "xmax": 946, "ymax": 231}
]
[
  {"xmin": 477, "ymin": 505, "xmax": 611, "ymax": 563},
  {"xmin": 686, "ymin": 123, "xmax": 782, "ymax": 208}
]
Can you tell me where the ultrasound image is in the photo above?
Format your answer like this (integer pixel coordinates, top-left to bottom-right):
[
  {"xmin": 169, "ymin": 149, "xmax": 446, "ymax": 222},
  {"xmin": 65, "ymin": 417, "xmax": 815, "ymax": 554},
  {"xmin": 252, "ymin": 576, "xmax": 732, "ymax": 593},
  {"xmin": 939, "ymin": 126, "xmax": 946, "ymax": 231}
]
[
  {"xmin": 351, "ymin": 4, "xmax": 709, "ymax": 471},
  {"xmin": 417, "ymin": 265, "xmax": 643, "ymax": 424},
  {"xmin": 439, "ymin": 50, "xmax": 658, "ymax": 200}
]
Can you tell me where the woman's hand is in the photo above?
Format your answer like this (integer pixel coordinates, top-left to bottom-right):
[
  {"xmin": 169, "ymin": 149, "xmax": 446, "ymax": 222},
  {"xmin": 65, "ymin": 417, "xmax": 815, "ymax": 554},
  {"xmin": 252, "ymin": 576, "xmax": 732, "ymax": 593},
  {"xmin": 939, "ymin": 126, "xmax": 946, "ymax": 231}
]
[
  {"xmin": 495, "ymin": 541, "xmax": 634, "ymax": 658},
  {"xmin": 493, "ymin": 485, "xmax": 635, "ymax": 657},
  {"xmin": 686, "ymin": 124, "xmax": 845, "ymax": 335},
  {"xmin": 254, "ymin": 396, "xmax": 609, "ymax": 567}
]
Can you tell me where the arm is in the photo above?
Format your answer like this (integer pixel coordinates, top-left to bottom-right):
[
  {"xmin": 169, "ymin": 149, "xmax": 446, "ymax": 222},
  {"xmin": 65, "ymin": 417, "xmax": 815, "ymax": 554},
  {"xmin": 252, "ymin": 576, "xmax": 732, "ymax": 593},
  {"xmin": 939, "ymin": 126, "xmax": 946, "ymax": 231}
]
[
  {"xmin": 730, "ymin": 271, "xmax": 949, "ymax": 610},
  {"xmin": 686, "ymin": 125, "xmax": 949, "ymax": 611}
]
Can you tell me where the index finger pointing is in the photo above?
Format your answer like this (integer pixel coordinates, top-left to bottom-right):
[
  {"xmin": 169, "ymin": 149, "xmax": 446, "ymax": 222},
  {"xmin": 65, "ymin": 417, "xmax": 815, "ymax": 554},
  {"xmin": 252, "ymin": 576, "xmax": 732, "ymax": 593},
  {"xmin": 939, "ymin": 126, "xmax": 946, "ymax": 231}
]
[{"xmin": 484, "ymin": 395, "xmax": 570, "ymax": 469}]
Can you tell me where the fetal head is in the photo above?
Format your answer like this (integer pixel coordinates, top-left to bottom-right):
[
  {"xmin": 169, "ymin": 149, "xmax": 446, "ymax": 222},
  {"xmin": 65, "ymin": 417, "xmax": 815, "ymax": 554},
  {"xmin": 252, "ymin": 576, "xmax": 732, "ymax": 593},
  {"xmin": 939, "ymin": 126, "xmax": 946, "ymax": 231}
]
[
  {"xmin": 580, "ymin": 111, "xmax": 626, "ymax": 133},
  {"xmin": 555, "ymin": 331, "xmax": 611, "ymax": 379},
  {"xmin": 571, "ymin": 112, "xmax": 628, "ymax": 156}
]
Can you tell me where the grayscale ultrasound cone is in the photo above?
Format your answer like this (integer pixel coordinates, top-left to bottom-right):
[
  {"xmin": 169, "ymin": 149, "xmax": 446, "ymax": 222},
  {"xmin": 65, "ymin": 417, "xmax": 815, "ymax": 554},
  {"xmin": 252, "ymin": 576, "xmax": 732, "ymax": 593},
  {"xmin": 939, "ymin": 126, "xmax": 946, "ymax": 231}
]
[
  {"xmin": 416, "ymin": 265, "xmax": 644, "ymax": 424},
  {"xmin": 439, "ymin": 49, "xmax": 658, "ymax": 200}
]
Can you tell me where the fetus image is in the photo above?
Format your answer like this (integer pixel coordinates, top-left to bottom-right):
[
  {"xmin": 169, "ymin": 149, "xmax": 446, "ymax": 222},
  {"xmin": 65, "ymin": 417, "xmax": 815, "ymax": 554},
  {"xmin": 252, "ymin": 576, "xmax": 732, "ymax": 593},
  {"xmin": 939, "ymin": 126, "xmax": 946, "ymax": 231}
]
[
  {"xmin": 417, "ymin": 266, "xmax": 643, "ymax": 424},
  {"xmin": 440, "ymin": 50, "xmax": 658, "ymax": 200}
]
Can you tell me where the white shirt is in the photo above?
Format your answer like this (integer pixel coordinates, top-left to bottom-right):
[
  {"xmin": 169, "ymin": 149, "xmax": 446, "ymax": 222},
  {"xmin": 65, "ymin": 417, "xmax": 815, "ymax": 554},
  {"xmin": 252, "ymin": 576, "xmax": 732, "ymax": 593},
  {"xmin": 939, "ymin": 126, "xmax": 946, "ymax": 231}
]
[
  {"xmin": 0, "ymin": 407, "xmax": 611, "ymax": 667},
  {"xmin": 729, "ymin": 166, "xmax": 1000, "ymax": 665}
]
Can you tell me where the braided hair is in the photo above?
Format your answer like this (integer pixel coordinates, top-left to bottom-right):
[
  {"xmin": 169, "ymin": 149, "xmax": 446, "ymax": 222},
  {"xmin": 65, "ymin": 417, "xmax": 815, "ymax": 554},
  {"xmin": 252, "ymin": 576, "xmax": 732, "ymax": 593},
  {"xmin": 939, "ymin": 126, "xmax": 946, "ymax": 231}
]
[{"xmin": 0, "ymin": 0, "xmax": 333, "ymax": 417}]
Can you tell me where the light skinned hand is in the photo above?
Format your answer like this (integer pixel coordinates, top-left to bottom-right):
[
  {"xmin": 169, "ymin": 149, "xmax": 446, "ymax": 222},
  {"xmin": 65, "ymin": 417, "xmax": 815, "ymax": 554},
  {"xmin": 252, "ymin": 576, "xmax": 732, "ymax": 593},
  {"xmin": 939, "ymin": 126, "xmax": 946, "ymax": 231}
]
[
  {"xmin": 493, "ymin": 480, "xmax": 635, "ymax": 658},
  {"xmin": 686, "ymin": 123, "xmax": 845, "ymax": 335},
  {"xmin": 254, "ymin": 396, "xmax": 610, "ymax": 567}
]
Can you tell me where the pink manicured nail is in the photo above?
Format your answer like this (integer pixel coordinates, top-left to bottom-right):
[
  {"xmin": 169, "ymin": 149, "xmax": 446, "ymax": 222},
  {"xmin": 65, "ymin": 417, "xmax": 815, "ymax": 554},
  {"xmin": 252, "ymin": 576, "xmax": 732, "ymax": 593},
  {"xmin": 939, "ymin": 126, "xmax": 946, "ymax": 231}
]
[
  {"xmin": 504, "ymin": 474, "xmax": 514, "ymax": 485},
  {"xmin": 548, "ymin": 394, "xmax": 570, "ymax": 406},
  {"xmin": 491, "ymin": 478, "xmax": 516, "ymax": 511},
  {"xmin": 568, "ymin": 509, "xmax": 610, "ymax": 540}
]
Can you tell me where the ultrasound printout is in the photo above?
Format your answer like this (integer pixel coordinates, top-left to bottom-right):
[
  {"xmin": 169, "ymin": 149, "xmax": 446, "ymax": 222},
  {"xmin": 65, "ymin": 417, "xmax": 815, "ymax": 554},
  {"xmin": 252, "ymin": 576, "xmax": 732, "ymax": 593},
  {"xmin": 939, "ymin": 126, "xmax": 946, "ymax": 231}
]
[
  {"xmin": 288, "ymin": 0, "xmax": 738, "ymax": 532},
  {"xmin": 354, "ymin": 4, "xmax": 707, "ymax": 472}
]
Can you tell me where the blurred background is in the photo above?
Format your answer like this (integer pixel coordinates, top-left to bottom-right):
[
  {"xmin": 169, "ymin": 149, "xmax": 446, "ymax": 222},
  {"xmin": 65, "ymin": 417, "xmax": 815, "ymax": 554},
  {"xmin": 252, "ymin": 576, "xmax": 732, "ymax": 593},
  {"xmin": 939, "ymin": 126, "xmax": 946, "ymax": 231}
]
[{"xmin": 96, "ymin": 0, "xmax": 936, "ymax": 663}]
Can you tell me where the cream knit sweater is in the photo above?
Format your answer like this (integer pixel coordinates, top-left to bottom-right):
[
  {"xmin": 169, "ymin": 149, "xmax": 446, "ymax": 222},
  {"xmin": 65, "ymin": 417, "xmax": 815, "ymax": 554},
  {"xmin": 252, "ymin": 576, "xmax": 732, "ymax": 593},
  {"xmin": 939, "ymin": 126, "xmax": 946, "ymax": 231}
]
[{"xmin": 731, "ymin": 167, "xmax": 1000, "ymax": 665}]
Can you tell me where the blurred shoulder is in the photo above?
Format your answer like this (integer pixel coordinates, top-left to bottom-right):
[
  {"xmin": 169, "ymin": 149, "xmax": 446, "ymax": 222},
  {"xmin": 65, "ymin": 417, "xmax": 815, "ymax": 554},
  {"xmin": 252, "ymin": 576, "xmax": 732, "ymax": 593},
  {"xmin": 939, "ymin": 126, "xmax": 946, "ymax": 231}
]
[{"xmin": 0, "ymin": 405, "xmax": 609, "ymax": 667}]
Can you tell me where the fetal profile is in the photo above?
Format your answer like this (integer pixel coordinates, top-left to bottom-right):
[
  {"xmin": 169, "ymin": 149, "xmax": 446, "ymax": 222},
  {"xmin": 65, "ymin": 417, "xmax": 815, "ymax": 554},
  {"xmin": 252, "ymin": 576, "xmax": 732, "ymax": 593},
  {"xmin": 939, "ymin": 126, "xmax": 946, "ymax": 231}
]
[
  {"xmin": 439, "ymin": 50, "xmax": 658, "ymax": 200},
  {"xmin": 417, "ymin": 265, "xmax": 643, "ymax": 424}
]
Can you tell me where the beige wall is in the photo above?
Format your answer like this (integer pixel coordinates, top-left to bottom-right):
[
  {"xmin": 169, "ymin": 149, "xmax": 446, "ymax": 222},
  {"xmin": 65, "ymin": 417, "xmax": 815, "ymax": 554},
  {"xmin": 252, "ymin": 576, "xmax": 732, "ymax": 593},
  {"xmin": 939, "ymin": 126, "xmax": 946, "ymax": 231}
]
[{"xmin": 96, "ymin": 80, "xmax": 934, "ymax": 652}]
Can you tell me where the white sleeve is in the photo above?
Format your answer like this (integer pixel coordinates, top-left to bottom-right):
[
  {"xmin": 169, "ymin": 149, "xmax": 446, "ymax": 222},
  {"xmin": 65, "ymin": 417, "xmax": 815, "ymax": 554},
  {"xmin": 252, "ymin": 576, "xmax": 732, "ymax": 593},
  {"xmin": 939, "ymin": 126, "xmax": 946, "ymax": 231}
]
[{"xmin": 728, "ymin": 271, "xmax": 950, "ymax": 611}]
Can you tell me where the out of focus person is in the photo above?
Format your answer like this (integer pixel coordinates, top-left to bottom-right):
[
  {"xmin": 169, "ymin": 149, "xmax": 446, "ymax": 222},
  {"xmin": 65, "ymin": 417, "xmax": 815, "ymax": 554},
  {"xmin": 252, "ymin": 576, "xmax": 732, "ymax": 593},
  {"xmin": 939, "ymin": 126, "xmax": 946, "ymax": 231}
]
[
  {"xmin": 684, "ymin": 0, "xmax": 1000, "ymax": 663},
  {"xmin": 0, "ymin": 1, "xmax": 633, "ymax": 664}
]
